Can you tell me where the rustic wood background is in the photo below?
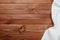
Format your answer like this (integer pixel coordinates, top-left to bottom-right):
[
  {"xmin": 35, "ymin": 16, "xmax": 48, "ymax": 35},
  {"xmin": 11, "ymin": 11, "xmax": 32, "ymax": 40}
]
[{"xmin": 0, "ymin": 0, "xmax": 53, "ymax": 40}]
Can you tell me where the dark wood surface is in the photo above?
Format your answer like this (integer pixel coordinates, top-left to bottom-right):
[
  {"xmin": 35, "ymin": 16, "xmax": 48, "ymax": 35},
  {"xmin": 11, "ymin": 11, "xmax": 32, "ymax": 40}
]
[{"xmin": 0, "ymin": 0, "xmax": 53, "ymax": 40}]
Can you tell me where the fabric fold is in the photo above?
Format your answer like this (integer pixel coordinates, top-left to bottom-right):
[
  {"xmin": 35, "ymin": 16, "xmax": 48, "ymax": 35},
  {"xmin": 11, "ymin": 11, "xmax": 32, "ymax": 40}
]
[{"xmin": 41, "ymin": 0, "xmax": 60, "ymax": 40}]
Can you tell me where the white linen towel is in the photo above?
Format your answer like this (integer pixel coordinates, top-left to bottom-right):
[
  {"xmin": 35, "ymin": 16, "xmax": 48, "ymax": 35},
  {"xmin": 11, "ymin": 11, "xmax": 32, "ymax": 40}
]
[{"xmin": 41, "ymin": 0, "xmax": 60, "ymax": 40}]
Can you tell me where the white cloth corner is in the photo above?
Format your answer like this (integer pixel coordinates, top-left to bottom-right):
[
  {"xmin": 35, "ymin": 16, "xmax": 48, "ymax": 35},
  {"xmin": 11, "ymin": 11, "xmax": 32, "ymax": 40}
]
[{"xmin": 41, "ymin": 0, "xmax": 60, "ymax": 40}]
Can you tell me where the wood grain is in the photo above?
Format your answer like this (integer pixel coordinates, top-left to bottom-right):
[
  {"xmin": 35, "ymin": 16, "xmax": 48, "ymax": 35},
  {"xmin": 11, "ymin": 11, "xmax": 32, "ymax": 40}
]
[
  {"xmin": 0, "ymin": 0, "xmax": 53, "ymax": 40},
  {"xmin": 0, "ymin": 24, "xmax": 52, "ymax": 40},
  {"xmin": 0, "ymin": 31, "xmax": 43, "ymax": 40},
  {"xmin": 0, "ymin": 0, "xmax": 51, "ymax": 4},
  {"xmin": 6, "ymin": 19, "xmax": 52, "ymax": 24},
  {"xmin": 0, "ymin": 4, "xmax": 51, "ymax": 14},
  {"xmin": 0, "ymin": 14, "xmax": 51, "ymax": 19},
  {"xmin": 0, "ymin": 13, "xmax": 52, "ymax": 24},
  {"xmin": 0, "ymin": 24, "xmax": 52, "ymax": 32},
  {"xmin": 0, "ymin": 9, "xmax": 51, "ymax": 14},
  {"xmin": 0, "ymin": 4, "xmax": 51, "ymax": 10}
]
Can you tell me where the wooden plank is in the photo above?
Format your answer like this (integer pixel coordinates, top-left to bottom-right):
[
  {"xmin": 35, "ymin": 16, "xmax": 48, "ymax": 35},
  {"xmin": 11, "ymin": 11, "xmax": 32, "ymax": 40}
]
[
  {"xmin": 0, "ymin": 14, "xmax": 51, "ymax": 19},
  {"xmin": 0, "ymin": 9, "xmax": 51, "ymax": 14},
  {"xmin": 0, "ymin": 14, "xmax": 52, "ymax": 24},
  {"xmin": 0, "ymin": 4, "xmax": 51, "ymax": 10},
  {"xmin": 0, "ymin": 0, "xmax": 51, "ymax": 4},
  {"xmin": 0, "ymin": 24, "xmax": 51, "ymax": 32},
  {"xmin": 0, "ymin": 4, "xmax": 51, "ymax": 14},
  {"xmin": 0, "ymin": 31, "xmax": 43, "ymax": 40},
  {"xmin": 8, "ymin": 19, "xmax": 52, "ymax": 24},
  {"xmin": 0, "ymin": 10, "xmax": 51, "ymax": 14},
  {"xmin": 0, "ymin": 19, "xmax": 52, "ymax": 24}
]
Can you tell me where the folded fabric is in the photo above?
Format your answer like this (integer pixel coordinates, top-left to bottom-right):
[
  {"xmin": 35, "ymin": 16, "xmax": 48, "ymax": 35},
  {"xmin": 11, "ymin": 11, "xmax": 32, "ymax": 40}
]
[{"xmin": 41, "ymin": 0, "xmax": 60, "ymax": 40}]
